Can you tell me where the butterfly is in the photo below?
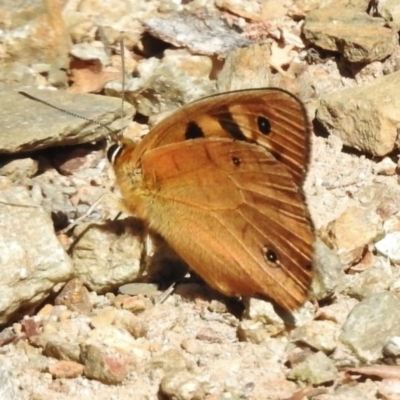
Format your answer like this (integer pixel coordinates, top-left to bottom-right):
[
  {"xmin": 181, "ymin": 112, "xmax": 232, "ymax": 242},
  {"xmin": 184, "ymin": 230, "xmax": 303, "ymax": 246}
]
[{"xmin": 108, "ymin": 88, "xmax": 314, "ymax": 312}]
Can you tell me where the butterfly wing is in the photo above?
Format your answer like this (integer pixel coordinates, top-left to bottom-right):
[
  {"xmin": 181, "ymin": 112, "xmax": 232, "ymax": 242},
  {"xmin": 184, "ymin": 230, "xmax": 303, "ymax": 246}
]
[
  {"xmin": 132, "ymin": 88, "xmax": 310, "ymax": 188},
  {"xmin": 120, "ymin": 138, "xmax": 313, "ymax": 311}
]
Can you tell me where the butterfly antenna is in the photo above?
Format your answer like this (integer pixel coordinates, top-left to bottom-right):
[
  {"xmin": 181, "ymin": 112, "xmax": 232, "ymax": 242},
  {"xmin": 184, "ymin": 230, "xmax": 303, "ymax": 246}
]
[
  {"xmin": 19, "ymin": 90, "xmax": 114, "ymax": 135},
  {"xmin": 115, "ymin": 35, "xmax": 126, "ymax": 143}
]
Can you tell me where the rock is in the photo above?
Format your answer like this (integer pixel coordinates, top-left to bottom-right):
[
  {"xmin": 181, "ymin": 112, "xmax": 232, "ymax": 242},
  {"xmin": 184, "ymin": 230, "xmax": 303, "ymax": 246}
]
[
  {"xmin": 383, "ymin": 336, "xmax": 400, "ymax": 358},
  {"xmin": 311, "ymin": 238, "xmax": 345, "ymax": 301},
  {"xmin": 90, "ymin": 308, "xmax": 117, "ymax": 329},
  {"xmin": 303, "ymin": 7, "xmax": 397, "ymax": 63},
  {"xmin": 121, "ymin": 295, "xmax": 152, "ymax": 314},
  {"xmin": 70, "ymin": 42, "xmax": 110, "ymax": 66},
  {"xmin": 217, "ymin": 43, "xmax": 272, "ymax": 91},
  {"xmin": 291, "ymin": 320, "xmax": 340, "ymax": 354},
  {"xmin": 0, "ymin": 88, "xmax": 135, "ymax": 154},
  {"xmin": 160, "ymin": 370, "xmax": 204, "ymax": 400},
  {"xmin": 238, "ymin": 298, "xmax": 286, "ymax": 342},
  {"xmin": 105, "ymin": 49, "xmax": 215, "ymax": 117},
  {"xmin": 81, "ymin": 343, "xmax": 133, "ymax": 384},
  {"xmin": 112, "ymin": 309, "xmax": 147, "ymax": 338},
  {"xmin": 373, "ymin": 157, "xmax": 397, "ymax": 176},
  {"xmin": 55, "ymin": 278, "xmax": 93, "ymax": 315},
  {"xmin": 0, "ymin": 0, "xmax": 70, "ymax": 87},
  {"xmin": 340, "ymin": 292, "xmax": 400, "ymax": 362},
  {"xmin": 43, "ymin": 340, "xmax": 81, "ymax": 363},
  {"xmin": 0, "ymin": 158, "xmax": 38, "ymax": 179},
  {"xmin": 378, "ymin": 379, "xmax": 400, "ymax": 400},
  {"xmin": 71, "ymin": 218, "xmax": 144, "ymax": 293},
  {"xmin": 345, "ymin": 256, "xmax": 392, "ymax": 300},
  {"xmin": 378, "ymin": 0, "xmax": 400, "ymax": 30},
  {"xmin": 287, "ymin": 351, "xmax": 338, "ymax": 384},
  {"xmin": 320, "ymin": 205, "xmax": 383, "ymax": 265},
  {"xmin": 118, "ymin": 282, "xmax": 159, "ymax": 296},
  {"xmin": 376, "ymin": 232, "xmax": 400, "ymax": 263},
  {"xmin": 80, "ymin": 326, "xmax": 150, "ymax": 384},
  {"xmin": 0, "ymin": 186, "xmax": 73, "ymax": 325},
  {"xmin": 143, "ymin": 14, "xmax": 251, "ymax": 57},
  {"xmin": 0, "ymin": 362, "xmax": 23, "ymax": 400},
  {"xmin": 48, "ymin": 360, "xmax": 84, "ymax": 379},
  {"xmin": 77, "ymin": 0, "xmax": 157, "ymax": 25},
  {"xmin": 316, "ymin": 71, "xmax": 400, "ymax": 156}
]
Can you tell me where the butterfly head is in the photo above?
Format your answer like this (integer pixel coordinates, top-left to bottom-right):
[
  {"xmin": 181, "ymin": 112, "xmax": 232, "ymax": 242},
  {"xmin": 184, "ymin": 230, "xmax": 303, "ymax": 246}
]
[{"xmin": 107, "ymin": 142, "xmax": 123, "ymax": 165}]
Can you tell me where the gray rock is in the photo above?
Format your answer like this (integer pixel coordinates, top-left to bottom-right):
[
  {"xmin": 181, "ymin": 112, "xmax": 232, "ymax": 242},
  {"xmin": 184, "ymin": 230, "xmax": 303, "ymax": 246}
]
[
  {"xmin": 143, "ymin": 14, "xmax": 251, "ymax": 57},
  {"xmin": 287, "ymin": 351, "xmax": 338, "ymax": 384},
  {"xmin": 0, "ymin": 361, "xmax": 23, "ymax": 400},
  {"xmin": 316, "ymin": 71, "xmax": 400, "ymax": 156},
  {"xmin": 378, "ymin": 0, "xmax": 400, "ymax": 30},
  {"xmin": 340, "ymin": 292, "xmax": 400, "ymax": 362},
  {"xmin": 311, "ymin": 238, "xmax": 345, "ymax": 301},
  {"xmin": 303, "ymin": 7, "xmax": 397, "ymax": 63},
  {"xmin": 0, "ymin": 87, "xmax": 135, "ymax": 154},
  {"xmin": 0, "ymin": 186, "xmax": 73, "ymax": 325},
  {"xmin": 0, "ymin": 0, "xmax": 70, "ymax": 87},
  {"xmin": 71, "ymin": 219, "xmax": 143, "ymax": 293},
  {"xmin": 105, "ymin": 49, "xmax": 215, "ymax": 117},
  {"xmin": 345, "ymin": 257, "xmax": 392, "ymax": 300},
  {"xmin": 291, "ymin": 320, "xmax": 340, "ymax": 353},
  {"xmin": 160, "ymin": 370, "xmax": 204, "ymax": 400}
]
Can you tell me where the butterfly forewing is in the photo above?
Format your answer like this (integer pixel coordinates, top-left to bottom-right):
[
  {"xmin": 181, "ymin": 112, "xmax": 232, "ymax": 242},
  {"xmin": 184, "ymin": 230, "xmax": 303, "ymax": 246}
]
[
  {"xmin": 132, "ymin": 88, "xmax": 310, "ymax": 187},
  {"xmin": 121, "ymin": 138, "xmax": 314, "ymax": 311}
]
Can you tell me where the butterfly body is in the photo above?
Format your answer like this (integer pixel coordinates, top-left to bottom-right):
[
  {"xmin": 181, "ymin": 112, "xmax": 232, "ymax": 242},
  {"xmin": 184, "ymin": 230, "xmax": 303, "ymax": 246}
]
[{"xmin": 110, "ymin": 88, "xmax": 314, "ymax": 311}]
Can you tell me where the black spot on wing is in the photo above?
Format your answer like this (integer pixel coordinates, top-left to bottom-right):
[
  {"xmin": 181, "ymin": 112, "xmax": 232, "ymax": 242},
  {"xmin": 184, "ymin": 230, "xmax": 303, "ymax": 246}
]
[
  {"xmin": 257, "ymin": 116, "xmax": 271, "ymax": 135},
  {"xmin": 218, "ymin": 111, "xmax": 247, "ymax": 141},
  {"xmin": 185, "ymin": 121, "xmax": 204, "ymax": 140}
]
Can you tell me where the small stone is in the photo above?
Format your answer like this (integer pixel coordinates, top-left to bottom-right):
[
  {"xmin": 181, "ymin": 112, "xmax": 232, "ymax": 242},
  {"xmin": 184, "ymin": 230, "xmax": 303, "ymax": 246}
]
[
  {"xmin": 48, "ymin": 360, "xmax": 84, "ymax": 379},
  {"xmin": 44, "ymin": 340, "xmax": 81, "ymax": 363},
  {"xmin": 113, "ymin": 309, "xmax": 147, "ymax": 338},
  {"xmin": 374, "ymin": 157, "xmax": 397, "ymax": 176},
  {"xmin": 320, "ymin": 205, "xmax": 383, "ymax": 265},
  {"xmin": 121, "ymin": 295, "xmax": 151, "ymax": 313},
  {"xmin": 160, "ymin": 370, "xmax": 204, "ymax": 400},
  {"xmin": 345, "ymin": 256, "xmax": 392, "ymax": 300},
  {"xmin": 291, "ymin": 320, "xmax": 340, "ymax": 354},
  {"xmin": 340, "ymin": 292, "xmax": 400, "ymax": 362},
  {"xmin": 238, "ymin": 298, "xmax": 286, "ymax": 341},
  {"xmin": 287, "ymin": 351, "xmax": 338, "ymax": 384},
  {"xmin": 0, "ymin": 158, "xmax": 38, "ymax": 179},
  {"xmin": 311, "ymin": 238, "xmax": 345, "ymax": 301},
  {"xmin": 90, "ymin": 308, "xmax": 117, "ymax": 329},
  {"xmin": 383, "ymin": 336, "xmax": 400, "ymax": 357},
  {"xmin": 55, "ymin": 278, "xmax": 92, "ymax": 315},
  {"xmin": 0, "ymin": 362, "xmax": 23, "ymax": 400},
  {"xmin": 0, "ymin": 186, "xmax": 73, "ymax": 325},
  {"xmin": 303, "ymin": 7, "xmax": 397, "ymax": 63},
  {"xmin": 81, "ymin": 344, "xmax": 133, "ymax": 384},
  {"xmin": 118, "ymin": 283, "xmax": 159, "ymax": 296},
  {"xmin": 375, "ymin": 232, "xmax": 400, "ymax": 263},
  {"xmin": 71, "ymin": 218, "xmax": 144, "ymax": 292},
  {"xmin": 70, "ymin": 42, "xmax": 110, "ymax": 66},
  {"xmin": 316, "ymin": 71, "xmax": 400, "ymax": 156}
]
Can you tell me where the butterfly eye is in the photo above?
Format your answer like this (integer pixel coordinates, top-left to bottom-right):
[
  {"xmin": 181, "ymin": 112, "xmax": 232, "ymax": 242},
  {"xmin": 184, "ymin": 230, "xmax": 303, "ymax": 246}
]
[
  {"xmin": 263, "ymin": 247, "xmax": 278, "ymax": 266},
  {"xmin": 257, "ymin": 116, "xmax": 271, "ymax": 135},
  {"xmin": 232, "ymin": 156, "xmax": 241, "ymax": 166},
  {"xmin": 185, "ymin": 121, "xmax": 204, "ymax": 139},
  {"xmin": 107, "ymin": 143, "xmax": 123, "ymax": 164}
]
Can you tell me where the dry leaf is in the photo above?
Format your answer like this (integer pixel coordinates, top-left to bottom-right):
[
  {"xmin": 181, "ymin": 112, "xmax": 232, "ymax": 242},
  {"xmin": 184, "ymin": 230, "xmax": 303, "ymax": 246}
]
[
  {"xmin": 347, "ymin": 365, "xmax": 400, "ymax": 380},
  {"xmin": 69, "ymin": 59, "xmax": 120, "ymax": 93}
]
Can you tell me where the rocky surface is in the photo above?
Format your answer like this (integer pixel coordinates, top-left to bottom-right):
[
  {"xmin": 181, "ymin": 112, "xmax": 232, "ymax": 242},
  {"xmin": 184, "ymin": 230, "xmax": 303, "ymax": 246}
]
[{"xmin": 2, "ymin": 0, "xmax": 400, "ymax": 399}]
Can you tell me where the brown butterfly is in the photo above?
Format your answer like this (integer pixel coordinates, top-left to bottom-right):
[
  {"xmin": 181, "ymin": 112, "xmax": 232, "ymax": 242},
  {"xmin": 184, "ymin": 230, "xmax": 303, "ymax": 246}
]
[{"xmin": 108, "ymin": 88, "xmax": 314, "ymax": 312}]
